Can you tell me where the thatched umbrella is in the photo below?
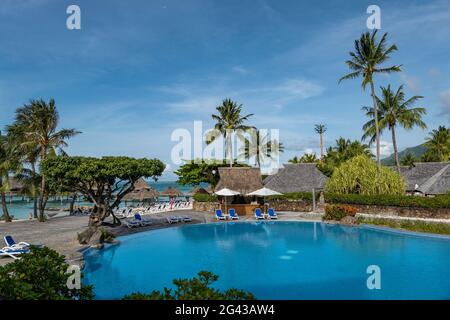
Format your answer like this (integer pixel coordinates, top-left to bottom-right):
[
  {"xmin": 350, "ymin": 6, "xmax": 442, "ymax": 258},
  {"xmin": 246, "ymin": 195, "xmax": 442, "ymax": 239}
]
[
  {"xmin": 161, "ymin": 186, "xmax": 183, "ymax": 199},
  {"xmin": 123, "ymin": 178, "xmax": 160, "ymax": 202}
]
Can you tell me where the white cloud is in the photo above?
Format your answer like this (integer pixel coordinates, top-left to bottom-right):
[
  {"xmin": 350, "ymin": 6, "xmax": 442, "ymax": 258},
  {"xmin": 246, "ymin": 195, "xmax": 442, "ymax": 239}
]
[
  {"xmin": 439, "ymin": 89, "xmax": 450, "ymax": 117},
  {"xmin": 400, "ymin": 73, "xmax": 420, "ymax": 92},
  {"xmin": 232, "ymin": 66, "xmax": 248, "ymax": 74},
  {"xmin": 372, "ymin": 140, "xmax": 393, "ymax": 157}
]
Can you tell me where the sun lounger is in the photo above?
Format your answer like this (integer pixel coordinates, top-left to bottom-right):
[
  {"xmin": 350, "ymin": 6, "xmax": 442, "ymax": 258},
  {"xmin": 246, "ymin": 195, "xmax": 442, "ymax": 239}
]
[
  {"xmin": 267, "ymin": 208, "xmax": 278, "ymax": 219},
  {"xmin": 0, "ymin": 247, "xmax": 29, "ymax": 259},
  {"xmin": 181, "ymin": 216, "xmax": 192, "ymax": 222},
  {"xmin": 4, "ymin": 235, "xmax": 30, "ymax": 250},
  {"xmin": 255, "ymin": 208, "xmax": 265, "ymax": 220},
  {"xmin": 215, "ymin": 209, "xmax": 226, "ymax": 220},
  {"xmin": 134, "ymin": 213, "xmax": 152, "ymax": 226},
  {"xmin": 228, "ymin": 208, "xmax": 239, "ymax": 220},
  {"xmin": 166, "ymin": 216, "xmax": 180, "ymax": 224},
  {"xmin": 125, "ymin": 219, "xmax": 140, "ymax": 228}
]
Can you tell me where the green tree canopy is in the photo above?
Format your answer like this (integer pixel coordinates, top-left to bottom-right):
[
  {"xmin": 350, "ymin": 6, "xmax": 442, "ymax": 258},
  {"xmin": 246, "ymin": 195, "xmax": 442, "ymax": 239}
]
[
  {"xmin": 325, "ymin": 155, "xmax": 405, "ymax": 195},
  {"xmin": 41, "ymin": 156, "xmax": 165, "ymax": 225},
  {"xmin": 175, "ymin": 159, "xmax": 248, "ymax": 187},
  {"xmin": 0, "ymin": 246, "xmax": 93, "ymax": 300},
  {"xmin": 123, "ymin": 271, "xmax": 254, "ymax": 300}
]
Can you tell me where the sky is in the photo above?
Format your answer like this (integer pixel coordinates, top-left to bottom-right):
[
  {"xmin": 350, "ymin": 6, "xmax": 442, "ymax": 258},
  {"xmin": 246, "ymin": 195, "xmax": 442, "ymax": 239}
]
[{"xmin": 0, "ymin": 0, "xmax": 449, "ymax": 180}]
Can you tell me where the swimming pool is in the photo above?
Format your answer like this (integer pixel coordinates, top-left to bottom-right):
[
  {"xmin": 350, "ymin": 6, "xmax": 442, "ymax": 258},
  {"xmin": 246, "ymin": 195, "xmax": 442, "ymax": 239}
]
[{"xmin": 83, "ymin": 221, "xmax": 450, "ymax": 299}]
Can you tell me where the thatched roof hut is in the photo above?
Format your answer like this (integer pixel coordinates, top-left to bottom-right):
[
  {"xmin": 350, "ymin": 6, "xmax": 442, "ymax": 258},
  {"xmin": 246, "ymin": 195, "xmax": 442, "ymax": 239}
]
[
  {"xmin": 187, "ymin": 187, "xmax": 210, "ymax": 196},
  {"xmin": 214, "ymin": 167, "xmax": 263, "ymax": 195},
  {"xmin": 8, "ymin": 177, "xmax": 24, "ymax": 193},
  {"xmin": 161, "ymin": 186, "xmax": 184, "ymax": 197},
  {"xmin": 263, "ymin": 163, "xmax": 328, "ymax": 193},
  {"xmin": 123, "ymin": 178, "xmax": 159, "ymax": 201},
  {"xmin": 398, "ymin": 162, "xmax": 449, "ymax": 195}
]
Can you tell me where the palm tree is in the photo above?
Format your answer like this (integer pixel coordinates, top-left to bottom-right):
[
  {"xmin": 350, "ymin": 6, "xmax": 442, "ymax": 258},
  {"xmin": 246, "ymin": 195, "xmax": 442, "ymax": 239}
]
[
  {"xmin": 7, "ymin": 123, "xmax": 41, "ymax": 218},
  {"xmin": 299, "ymin": 153, "xmax": 318, "ymax": 163},
  {"xmin": 362, "ymin": 85, "xmax": 427, "ymax": 173},
  {"xmin": 11, "ymin": 99, "xmax": 80, "ymax": 222},
  {"xmin": 238, "ymin": 129, "xmax": 284, "ymax": 167},
  {"xmin": 209, "ymin": 99, "xmax": 253, "ymax": 167},
  {"xmin": 314, "ymin": 124, "xmax": 327, "ymax": 160},
  {"xmin": 424, "ymin": 126, "xmax": 450, "ymax": 162},
  {"xmin": 339, "ymin": 30, "xmax": 401, "ymax": 166},
  {"xmin": 400, "ymin": 152, "xmax": 416, "ymax": 169},
  {"xmin": 0, "ymin": 131, "xmax": 13, "ymax": 222}
]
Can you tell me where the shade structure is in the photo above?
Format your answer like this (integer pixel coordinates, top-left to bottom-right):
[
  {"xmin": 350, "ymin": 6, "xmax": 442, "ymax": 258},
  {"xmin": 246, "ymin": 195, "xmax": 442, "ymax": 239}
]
[
  {"xmin": 214, "ymin": 188, "xmax": 240, "ymax": 217},
  {"xmin": 123, "ymin": 178, "xmax": 160, "ymax": 201},
  {"xmin": 161, "ymin": 186, "xmax": 184, "ymax": 197},
  {"xmin": 186, "ymin": 187, "xmax": 210, "ymax": 196},
  {"xmin": 214, "ymin": 188, "xmax": 240, "ymax": 196},
  {"xmin": 246, "ymin": 187, "xmax": 282, "ymax": 197}
]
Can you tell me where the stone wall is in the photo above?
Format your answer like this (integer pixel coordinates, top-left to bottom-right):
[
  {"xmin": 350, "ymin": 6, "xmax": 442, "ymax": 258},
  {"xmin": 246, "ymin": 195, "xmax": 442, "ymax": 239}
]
[
  {"xmin": 192, "ymin": 200, "xmax": 450, "ymax": 220},
  {"xmin": 349, "ymin": 204, "xmax": 450, "ymax": 219}
]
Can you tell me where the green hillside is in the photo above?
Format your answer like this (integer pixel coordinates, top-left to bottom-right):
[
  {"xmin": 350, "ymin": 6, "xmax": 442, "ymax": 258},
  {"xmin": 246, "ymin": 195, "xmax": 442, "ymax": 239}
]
[{"xmin": 381, "ymin": 143, "xmax": 428, "ymax": 165}]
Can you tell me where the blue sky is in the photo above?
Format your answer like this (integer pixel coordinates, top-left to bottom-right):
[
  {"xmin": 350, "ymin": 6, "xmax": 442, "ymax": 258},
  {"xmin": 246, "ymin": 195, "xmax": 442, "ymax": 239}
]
[{"xmin": 0, "ymin": 0, "xmax": 449, "ymax": 179}]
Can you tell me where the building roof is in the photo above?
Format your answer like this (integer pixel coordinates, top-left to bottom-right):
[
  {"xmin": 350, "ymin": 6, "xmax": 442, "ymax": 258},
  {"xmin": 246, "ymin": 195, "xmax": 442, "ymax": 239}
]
[
  {"xmin": 214, "ymin": 167, "xmax": 263, "ymax": 195},
  {"xmin": 187, "ymin": 187, "xmax": 211, "ymax": 196},
  {"xmin": 160, "ymin": 186, "xmax": 184, "ymax": 197},
  {"xmin": 398, "ymin": 162, "xmax": 450, "ymax": 195},
  {"xmin": 8, "ymin": 177, "xmax": 24, "ymax": 192},
  {"xmin": 263, "ymin": 163, "xmax": 328, "ymax": 193},
  {"xmin": 123, "ymin": 178, "xmax": 159, "ymax": 201}
]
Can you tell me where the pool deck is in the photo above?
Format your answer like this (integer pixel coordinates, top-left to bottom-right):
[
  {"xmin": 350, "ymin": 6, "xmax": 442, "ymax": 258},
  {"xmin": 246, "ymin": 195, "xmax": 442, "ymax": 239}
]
[{"xmin": 0, "ymin": 210, "xmax": 321, "ymax": 266}]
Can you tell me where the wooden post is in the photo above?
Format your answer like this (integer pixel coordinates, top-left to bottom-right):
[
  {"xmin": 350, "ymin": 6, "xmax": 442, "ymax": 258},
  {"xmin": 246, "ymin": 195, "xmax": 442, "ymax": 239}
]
[{"xmin": 312, "ymin": 188, "xmax": 316, "ymax": 212}]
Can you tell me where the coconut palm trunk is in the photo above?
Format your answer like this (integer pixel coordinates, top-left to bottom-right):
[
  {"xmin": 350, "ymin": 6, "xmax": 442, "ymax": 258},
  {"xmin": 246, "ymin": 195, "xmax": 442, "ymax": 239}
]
[
  {"xmin": 1, "ymin": 190, "xmax": 12, "ymax": 222},
  {"xmin": 391, "ymin": 125, "xmax": 401, "ymax": 173},
  {"xmin": 370, "ymin": 81, "xmax": 381, "ymax": 166},
  {"xmin": 31, "ymin": 161, "xmax": 38, "ymax": 219},
  {"xmin": 319, "ymin": 133, "xmax": 324, "ymax": 159},
  {"xmin": 227, "ymin": 133, "xmax": 233, "ymax": 167}
]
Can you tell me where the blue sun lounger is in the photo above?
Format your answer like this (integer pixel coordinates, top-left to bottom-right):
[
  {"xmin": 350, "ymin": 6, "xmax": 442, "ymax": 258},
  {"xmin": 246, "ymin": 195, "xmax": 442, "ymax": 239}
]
[
  {"xmin": 254, "ymin": 208, "xmax": 265, "ymax": 220},
  {"xmin": 228, "ymin": 208, "xmax": 239, "ymax": 220},
  {"xmin": 215, "ymin": 209, "xmax": 226, "ymax": 220},
  {"xmin": 0, "ymin": 247, "xmax": 29, "ymax": 259},
  {"xmin": 267, "ymin": 208, "xmax": 278, "ymax": 219},
  {"xmin": 4, "ymin": 235, "xmax": 30, "ymax": 250},
  {"xmin": 134, "ymin": 213, "xmax": 153, "ymax": 226}
]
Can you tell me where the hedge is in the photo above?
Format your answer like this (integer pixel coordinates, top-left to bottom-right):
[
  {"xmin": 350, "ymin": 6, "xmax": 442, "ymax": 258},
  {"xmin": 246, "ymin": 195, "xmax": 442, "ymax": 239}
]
[
  {"xmin": 325, "ymin": 193, "xmax": 450, "ymax": 209},
  {"xmin": 323, "ymin": 204, "xmax": 358, "ymax": 221}
]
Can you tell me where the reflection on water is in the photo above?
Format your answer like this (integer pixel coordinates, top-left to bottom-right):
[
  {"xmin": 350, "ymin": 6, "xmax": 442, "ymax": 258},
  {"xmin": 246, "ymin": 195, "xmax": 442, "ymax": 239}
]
[{"xmin": 83, "ymin": 221, "xmax": 450, "ymax": 299}]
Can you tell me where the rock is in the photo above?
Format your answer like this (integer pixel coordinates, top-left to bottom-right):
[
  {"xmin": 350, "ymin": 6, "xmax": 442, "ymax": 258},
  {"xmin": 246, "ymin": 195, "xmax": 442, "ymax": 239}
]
[
  {"xmin": 77, "ymin": 226, "xmax": 102, "ymax": 245},
  {"xmin": 340, "ymin": 216, "xmax": 358, "ymax": 225}
]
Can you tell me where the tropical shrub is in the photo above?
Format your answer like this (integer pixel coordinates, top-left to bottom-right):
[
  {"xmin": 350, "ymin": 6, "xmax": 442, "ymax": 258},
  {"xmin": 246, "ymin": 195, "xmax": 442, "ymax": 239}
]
[
  {"xmin": 325, "ymin": 193, "xmax": 450, "ymax": 209},
  {"xmin": 323, "ymin": 204, "xmax": 358, "ymax": 221},
  {"xmin": 0, "ymin": 246, "xmax": 93, "ymax": 300},
  {"xmin": 325, "ymin": 155, "xmax": 405, "ymax": 195},
  {"xmin": 193, "ymin": 194, "xmax": 218, "ymax": 202},
  {"xmin": 123, "ymin": 271, "xmax": 255, "ymax": 300}
]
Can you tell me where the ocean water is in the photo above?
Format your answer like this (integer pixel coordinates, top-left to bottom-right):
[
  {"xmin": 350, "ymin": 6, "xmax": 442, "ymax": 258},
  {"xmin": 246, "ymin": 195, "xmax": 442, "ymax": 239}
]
[
  {"xmin": 83, "ymin": 221, "xmax": 450, "ymax": 300},
  {"xmin": 1, "ymin": 181, "xmax": 202, "ymax": 220}
]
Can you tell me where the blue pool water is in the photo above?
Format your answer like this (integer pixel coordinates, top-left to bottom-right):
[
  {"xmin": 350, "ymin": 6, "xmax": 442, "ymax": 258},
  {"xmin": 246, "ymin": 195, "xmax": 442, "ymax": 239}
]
[{"xmin": 83, "ymin": 222, "xmax": 450, "ymax": 300}]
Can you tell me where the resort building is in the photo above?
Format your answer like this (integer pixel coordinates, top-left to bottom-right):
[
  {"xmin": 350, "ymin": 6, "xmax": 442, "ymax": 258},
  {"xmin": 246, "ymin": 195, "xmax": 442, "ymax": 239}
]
[
  {"xmin": 263, "ymin": 163, "xmax": 328, "ymax": 193},
  {"xmin": 399, "ymin": 162, "xmax": 450, "ymax": 196},
  {"xmin": 215, "ymin": 167, "xmax": 264, "ymax": 195}
]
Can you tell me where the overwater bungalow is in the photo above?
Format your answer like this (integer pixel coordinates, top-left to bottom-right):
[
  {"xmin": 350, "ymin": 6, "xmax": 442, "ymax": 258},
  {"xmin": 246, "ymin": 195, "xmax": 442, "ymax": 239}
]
[{"xmin": 122, "ymin": 178, "xmax": 160, "ymax": 203}]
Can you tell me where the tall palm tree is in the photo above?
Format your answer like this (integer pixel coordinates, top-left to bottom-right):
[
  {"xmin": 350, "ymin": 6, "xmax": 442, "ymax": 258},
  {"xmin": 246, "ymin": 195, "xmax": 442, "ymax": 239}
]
[
  {"xmin": 7, "ymin": 123, "xmax": 41, "ymax": 218},
  {"xmin": 11, "ymin": 99, "xmax": 80, "ymax": 222},
  {"xmin": 314, "ymin": 124, "xmax": 327, "ymax": 160},
  {"xmin": 424, "ymin": 126, "xmax": 450, "ymax": 162},
  {"xmin": 339, "ymin": 30, "xmax": 401, "ymax": 166},
  {"xmin": 362, "ymin": 85, "xmax": 427, "ymax": 173},
  {"xmin": 400, "ymin": 152, "xmax": 416, "ymax": 169},
  {"xmin": 238, "ymin": 129, "xmax": 284, "ymax": 167},
  {"xmin": 0, "ymin": 131, "xmax": 13, "ymax": 222},
  {"xmin": 209, "ymin": 99, "xmax": 253, "ymax": 167}
]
